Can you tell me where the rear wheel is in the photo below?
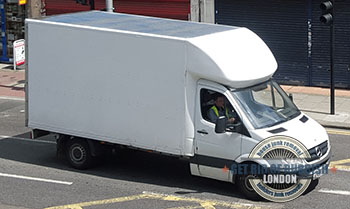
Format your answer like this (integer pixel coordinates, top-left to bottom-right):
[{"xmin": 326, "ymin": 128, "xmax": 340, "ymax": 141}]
[{"xmin": 66, "ymin": 138, "xmax": 93, "ymax": 169}]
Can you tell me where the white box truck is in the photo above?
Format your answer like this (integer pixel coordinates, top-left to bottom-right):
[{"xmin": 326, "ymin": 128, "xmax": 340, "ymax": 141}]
[{"xmin": 25, "ymin": 11, "xmax": 331, "ymax": 202}]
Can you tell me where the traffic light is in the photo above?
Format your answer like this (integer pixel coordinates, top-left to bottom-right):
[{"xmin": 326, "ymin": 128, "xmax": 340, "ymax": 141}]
[{"xmin": 320, "ymin": 1, "xmax": 333, "ymax": 25}]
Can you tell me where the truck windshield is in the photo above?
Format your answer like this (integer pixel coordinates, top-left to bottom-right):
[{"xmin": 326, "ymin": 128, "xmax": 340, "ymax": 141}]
[{"xmin": 231, "ymin": 80, "xmax": 300, "ymax": 129}]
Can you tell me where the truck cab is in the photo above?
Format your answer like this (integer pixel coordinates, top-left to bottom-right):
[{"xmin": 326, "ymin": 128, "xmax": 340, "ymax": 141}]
[{"xmin": 190, "ymin": 79, "xmax": 331, "ymax": 201}]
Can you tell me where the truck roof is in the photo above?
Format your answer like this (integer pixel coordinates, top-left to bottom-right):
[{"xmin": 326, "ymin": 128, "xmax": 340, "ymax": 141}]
[
  {"xmin": 43, "ymin": 11, "xmax": 236, "ymax": 39},
  {"xmin": 34, "ymin": 11, "xmax": 277, "ymax": 88}
]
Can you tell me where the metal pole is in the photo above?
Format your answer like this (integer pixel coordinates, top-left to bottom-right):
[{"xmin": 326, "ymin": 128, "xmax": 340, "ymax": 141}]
[
  {"xmin": 106, "ymin": 0, "xmax": 113, "ymax": 12},
  {"xmin": 13, "ymin": 49, "xmax": 16, "ymax": 70},
  {"xmin": 198, "ymin": 0, "xmax": 201, "ymax": 22},
  {"xmin": 330, "ymin": 3, "xmax": 335, "ymax": 115},
  {"xmin": 90, "ymin": 0, "xmax": 95, "ymax": 10}
]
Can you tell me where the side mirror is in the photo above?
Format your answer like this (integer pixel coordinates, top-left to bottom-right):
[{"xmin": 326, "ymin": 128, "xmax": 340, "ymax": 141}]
[
  {"xmin": 233, "ymin": 122, "xmax": 243, "ymax": 133},
  {"xmin": 226, "ymin": 121, "xmax": 243, "ymax": 133},
  {"xmin": 215, "ymin": 116, "xmax": 227, "ymax": 133},
  {"xmin": 288, "ymin": 93, "xmax": 293, "ymax": 102}
]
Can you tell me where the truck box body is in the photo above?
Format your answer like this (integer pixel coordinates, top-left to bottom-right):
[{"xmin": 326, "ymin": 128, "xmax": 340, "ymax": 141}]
[
  {"xmin": 26, "ymin": 12, "xmax": 331, "ymax": 202},
  {"xmin": 26, "ymin": 11, "xmax": 277, "ymax": 157}
]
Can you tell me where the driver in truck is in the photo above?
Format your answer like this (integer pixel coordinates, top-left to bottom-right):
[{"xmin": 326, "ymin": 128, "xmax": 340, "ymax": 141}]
[{"xmin": 208, "ymin": 94, "xmax": 236, "ymax": 124}]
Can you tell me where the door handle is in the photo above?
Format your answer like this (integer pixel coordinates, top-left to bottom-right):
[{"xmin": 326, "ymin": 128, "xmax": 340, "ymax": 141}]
[{"xmin": 197, "ymin": 129, "xmax": 208, "ymax": 135}]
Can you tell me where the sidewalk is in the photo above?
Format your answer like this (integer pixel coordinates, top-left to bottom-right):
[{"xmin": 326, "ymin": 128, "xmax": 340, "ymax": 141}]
[
  {"xmin": 0, "ymin": 64, "xmax": 25, "ymax": 99},
  {"xmin": 281, "ymin": 85, "xmax": 350, "ymax": 129},
  {"xmin": 0, "ymin": 64, "xmax": 349, "ymax": 129}
]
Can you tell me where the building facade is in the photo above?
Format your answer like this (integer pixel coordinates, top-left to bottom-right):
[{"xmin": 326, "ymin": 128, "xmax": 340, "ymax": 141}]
[
  {"xmin": 4, "ymin": 0, "xmax": 349, "ymax": 88},
  {"xmin": 44, "ymin": 0, "xmax": 190, "ymax": 20},
  {"xmin": 214, "ymin": 0, "xmax": 349, "ymax": 88}
]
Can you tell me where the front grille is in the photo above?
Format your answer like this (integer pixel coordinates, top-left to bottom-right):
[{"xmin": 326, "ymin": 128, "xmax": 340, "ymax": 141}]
[{"xmin": 306, "ymin": 141, "xmax": 328, "ymax": 162}]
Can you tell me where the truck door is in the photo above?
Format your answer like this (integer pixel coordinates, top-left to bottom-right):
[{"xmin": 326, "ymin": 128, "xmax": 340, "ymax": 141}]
[{"xmin": 191, "ymin": 85, "xmax": 242, "ymax": 182}]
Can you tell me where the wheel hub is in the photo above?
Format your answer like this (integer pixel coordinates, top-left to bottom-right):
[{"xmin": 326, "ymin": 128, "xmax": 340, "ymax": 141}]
[{"xmin": 70, "ymin": 145, "xmax": 86, "ymax": 162}]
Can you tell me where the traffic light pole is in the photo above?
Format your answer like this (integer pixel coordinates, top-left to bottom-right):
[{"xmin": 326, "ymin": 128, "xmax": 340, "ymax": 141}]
[
  {"xmin": 330, "ymin": 5, "xmax": 335, "ymax": 115},
  {"xmin": 320, "ymin": 0, "xmax": 335, "ymax": 115}
]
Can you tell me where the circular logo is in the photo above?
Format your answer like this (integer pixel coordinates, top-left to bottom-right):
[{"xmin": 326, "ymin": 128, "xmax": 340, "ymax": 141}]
[
  {"xmin": 248, "ymin": 136, "xmax": 311, "ymax": 202},
  {"xmin": 315, "ymin": 147, "xmax": 323, "ymax": 157}
]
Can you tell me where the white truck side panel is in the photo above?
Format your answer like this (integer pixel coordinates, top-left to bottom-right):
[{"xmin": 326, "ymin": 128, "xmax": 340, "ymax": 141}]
[{"xmin": 27, "ymin": 21, "xmax": 192, "ymax": 156}]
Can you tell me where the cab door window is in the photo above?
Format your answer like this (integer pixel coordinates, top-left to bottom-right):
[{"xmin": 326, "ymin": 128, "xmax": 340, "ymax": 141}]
[{"xmin": 200, "ymin": 89, "xmax": 237, "ymax": 124}]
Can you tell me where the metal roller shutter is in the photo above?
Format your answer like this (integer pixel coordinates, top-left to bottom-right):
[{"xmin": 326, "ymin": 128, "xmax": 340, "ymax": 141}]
[
  {"xmin": 45, "ymin": 0, "xmax": 190, "ymax": 20},
  {"xmin": 116, "ymin": 0, "xmax": 190, "ymax": 20},
  {"xmin": 44, "ymin": 0, "xmax": 90, "ymax": 15},
  {"xmin": 311, "ymin": 0, "xmax": 350, "ymax": 88},
  {"xmin": 215, "ymin": 0, "xmax": 309, "ymax": 86}
]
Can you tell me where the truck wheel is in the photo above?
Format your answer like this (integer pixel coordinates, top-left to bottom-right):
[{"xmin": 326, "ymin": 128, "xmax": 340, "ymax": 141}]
[
  {"xmin": 66, "ymin": 138, "xmax": 93, "ymax": 169},
  {"xmin": 237, "ymin": 174, "xmax": 262, "ymax": 201},
  {"xmin": 56, "ymin": 135, "xmax": 69, "ymax": 159},
  {"xmin": 303, "ymin": 179, "xmax": 319, "ymax": 195}
]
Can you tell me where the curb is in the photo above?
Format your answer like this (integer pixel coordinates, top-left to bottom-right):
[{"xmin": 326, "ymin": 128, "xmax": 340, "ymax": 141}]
[
  {"xmin": 320, "ymin": 123, "xmax": 350, "ymax": 130},
  {"xmin": 0, "ymin": 96, "xmax": 25, "ymax": 101}
]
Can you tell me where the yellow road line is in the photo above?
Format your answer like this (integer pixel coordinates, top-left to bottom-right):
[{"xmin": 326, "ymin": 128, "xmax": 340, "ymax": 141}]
[
  {"xmin": 167, "ymin": 205, "xmax": 204, "ymax": 209},
  {"xmin": 45, "ymin": 194, "xmax": 149, "ymax": 209},
  {"xmin": 329, "ymin": 159, "xmax": 350, "ymax": 165},
  {"xmin": 326, "ymin": 129, "xmax": 350, "ymax": 136},
  {"xmin": 329, "ymin": 158, "xmax": 350, "ymax": 171},
  {"xmin": 142, "ymin": 191, "xmax": 270, "ymax": 209},
  {"xmin": 45, "ymin": 191, "xmax": 278, "ymax": 209},
  {"xmin": 200, "ymin": 202, "xmax": 216, "ymax": 209},
  {"xmin": 67, "ymin": 207, "xmax": 82, "ymax": 209}
]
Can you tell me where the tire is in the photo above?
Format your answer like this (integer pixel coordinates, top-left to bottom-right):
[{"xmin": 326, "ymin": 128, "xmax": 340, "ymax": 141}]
[
  {"xmin": 66, "ymin": 138, "xmax": 93, "ymax": 169},
  {"xmin": 237, "ymin": 174, "xmax": 262, "ymax": 201},
  {"xmin": 56, "ymin": 135, "xmax": 69, "ymax": 159},
  {"xmin": 303, "ymin": 179, "xmax": 319, "ymax": 195}
]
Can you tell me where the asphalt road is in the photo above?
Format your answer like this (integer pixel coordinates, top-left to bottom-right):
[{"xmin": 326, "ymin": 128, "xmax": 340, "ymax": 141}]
[{"xmin": 0, "ymin": 98, "xmax": 349, "ymax": 209}]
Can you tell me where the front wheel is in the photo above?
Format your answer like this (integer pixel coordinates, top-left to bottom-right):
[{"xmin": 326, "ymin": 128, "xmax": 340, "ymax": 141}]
[
  {"xmin": 237, "ymin": 174, "xmax": 262, "ymax": 201},
  {"xmin": 66, "ymin": 138, "xmax": 93, "ymax": 169},
  {"xmin": 303, "ymin": 178, "xmax": 319, "ymax": 195}
]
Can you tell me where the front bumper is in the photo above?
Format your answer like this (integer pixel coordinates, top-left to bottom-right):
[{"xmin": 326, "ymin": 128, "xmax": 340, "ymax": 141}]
[{"xmin": 245, "ymin": 146, "xmax": 332, "ymax": 179}]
